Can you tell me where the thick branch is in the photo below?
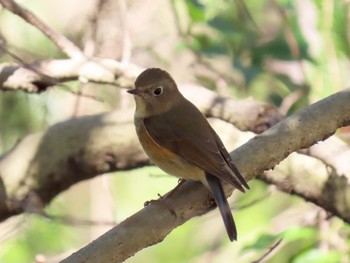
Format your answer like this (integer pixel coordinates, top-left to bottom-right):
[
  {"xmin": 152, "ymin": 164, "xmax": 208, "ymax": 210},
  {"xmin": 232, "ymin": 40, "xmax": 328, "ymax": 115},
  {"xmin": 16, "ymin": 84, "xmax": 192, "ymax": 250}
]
[
  {"xmin": 258, "ymin": 135, "xmax": 350, "ymax": 222},
  {"xmin": 0, "ymin": 94, "xmax": 278, "ymax": 220},
  {"xmin": 64, "ymin": 89, "xmax": 350, "ymax": 262},
  {"xmin": 301, "ymin": 136, "xmax": 350, "ymax": 177},
  {"xmin": 0, "ymin": 109, "xmax": 146, "ymax": 219},
  {"xmin": 0, "ymin": 70, "xmax": 349, "ymax": 261}
]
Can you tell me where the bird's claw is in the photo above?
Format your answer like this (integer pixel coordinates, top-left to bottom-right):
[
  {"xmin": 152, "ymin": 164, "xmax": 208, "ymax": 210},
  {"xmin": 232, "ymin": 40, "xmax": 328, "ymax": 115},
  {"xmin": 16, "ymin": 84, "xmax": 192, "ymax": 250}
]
[
  {"xmin": 144, "ymin": 193, "xmax": 163, "ymax": 206},
  {"xmin": 144, "ymin": 193, "xmax": 177, "ymax": 218}
]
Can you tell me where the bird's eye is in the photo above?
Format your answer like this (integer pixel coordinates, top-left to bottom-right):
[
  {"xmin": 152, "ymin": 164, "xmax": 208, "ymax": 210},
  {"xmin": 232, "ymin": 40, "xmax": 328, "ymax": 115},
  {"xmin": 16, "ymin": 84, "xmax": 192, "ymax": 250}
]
[{"xmin": 153, "ymin": 86, "xmax": 163, "ymax": 96}]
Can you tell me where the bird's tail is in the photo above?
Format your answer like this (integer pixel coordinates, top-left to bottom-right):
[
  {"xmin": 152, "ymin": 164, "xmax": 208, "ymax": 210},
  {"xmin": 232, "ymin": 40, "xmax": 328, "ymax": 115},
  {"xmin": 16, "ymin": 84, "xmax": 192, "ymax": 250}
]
[{"xmin": 205, "ymin": 173, "xmax": 237, "ymax": 241}]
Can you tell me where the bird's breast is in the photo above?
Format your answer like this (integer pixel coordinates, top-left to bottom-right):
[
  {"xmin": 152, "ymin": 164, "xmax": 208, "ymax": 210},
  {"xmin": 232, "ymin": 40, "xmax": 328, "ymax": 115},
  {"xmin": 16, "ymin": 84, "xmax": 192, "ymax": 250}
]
[{"xmin": 135, "ymin": 117, "xmax": 204, "ymax": 181}]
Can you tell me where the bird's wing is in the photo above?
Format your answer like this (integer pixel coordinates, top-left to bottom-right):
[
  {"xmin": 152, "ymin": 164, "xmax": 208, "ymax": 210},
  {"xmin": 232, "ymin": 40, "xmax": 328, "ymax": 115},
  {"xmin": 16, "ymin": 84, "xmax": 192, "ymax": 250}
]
[
  {"xmin": 209, "ymin": 127, "xmax": 249, "ymax": 189},
  {"xmin": 143, "ymin": 101, "xmax": 248, "ymax": 192}
]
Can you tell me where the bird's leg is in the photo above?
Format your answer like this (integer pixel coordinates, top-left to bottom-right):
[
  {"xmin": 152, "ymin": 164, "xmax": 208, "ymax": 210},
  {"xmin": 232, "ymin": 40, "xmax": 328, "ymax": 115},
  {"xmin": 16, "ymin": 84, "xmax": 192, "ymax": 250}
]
[
  {"xmin": 143, "ymin": 194, "xmax": 163, "ymax": 206},
  {"xmin": 165, "ymin": 179, "xmax": 186, "ymax": 198},
  {"xmin": 144, "ymin": 179, "xmax": 186, "ymax": 206}
]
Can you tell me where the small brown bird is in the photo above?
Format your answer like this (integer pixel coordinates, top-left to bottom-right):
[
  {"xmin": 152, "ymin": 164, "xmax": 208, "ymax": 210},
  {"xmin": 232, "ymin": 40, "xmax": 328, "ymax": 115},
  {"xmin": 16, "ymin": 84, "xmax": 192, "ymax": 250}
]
[{"xmin": 127, "ymin": 68, "xmax": 249, "ymax": 241}]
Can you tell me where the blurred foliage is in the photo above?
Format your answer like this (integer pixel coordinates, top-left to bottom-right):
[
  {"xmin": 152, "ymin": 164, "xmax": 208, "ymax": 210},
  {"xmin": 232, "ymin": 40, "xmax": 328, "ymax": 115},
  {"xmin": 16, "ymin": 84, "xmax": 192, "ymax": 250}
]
[
  {"xmin": 0, "ymin": 92, "xmax": 47, "ymax": 151},
  {"xmin": 0, "ymin": 215, "xmax": 74, "ymax": 262},
  {"xmin": 0, "ymin": 0, "xmax": 350, "ymax": 262},
  {"xmin": 176, "ymin": 0, "xmax": 349, "ymax": 112}
]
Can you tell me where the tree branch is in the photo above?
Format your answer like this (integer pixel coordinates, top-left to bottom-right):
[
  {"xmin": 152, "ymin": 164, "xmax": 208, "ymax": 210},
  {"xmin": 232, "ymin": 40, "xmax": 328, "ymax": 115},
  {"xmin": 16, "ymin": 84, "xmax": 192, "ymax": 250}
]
[
  {"xmin": 59, "ymin": 88, "xmax": 350, "ymax": 262},
  {"xmin": 0, "ymin": 85, "xmax": 348, "ymax": 260},
  {"xmin": 0, "ymin": 59, "xmax": 140, "ymax": 92},
  {"xmin": 0, "ymin": 59, "xmax": 279, "ymax": 132},
  {"xmin": 0, "ymin": 55, "xmax": 349, "ymax": 260},
  {"xmin": 0, "ymin": 0, "xmax": 84, "ymax": 59},
  {"xmin": 0, "ymin": 88, "xmax": 278, "ymax": 220}
]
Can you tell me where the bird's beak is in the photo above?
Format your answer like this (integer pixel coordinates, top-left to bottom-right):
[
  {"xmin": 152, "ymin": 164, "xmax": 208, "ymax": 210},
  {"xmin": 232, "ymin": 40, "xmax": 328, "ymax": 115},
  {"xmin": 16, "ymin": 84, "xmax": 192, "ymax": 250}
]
[{"xmin": 127, "ymin": 89, "xmax": 141, "ymax": 95}]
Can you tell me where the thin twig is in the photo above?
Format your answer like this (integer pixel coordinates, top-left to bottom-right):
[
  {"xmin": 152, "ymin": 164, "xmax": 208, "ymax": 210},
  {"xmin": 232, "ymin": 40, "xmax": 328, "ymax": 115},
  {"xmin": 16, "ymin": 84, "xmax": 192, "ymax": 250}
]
[
  {"xmin": 71, "ymin": 85, "xmax": 84, "ymax": 117},
  {"xmin": 43, "ymin": 213, "xmax": 116, "ymax": 227},
  {"xmin": 0, "ymin": 0, "xmax": 84, "ymax": 59},
  {"xmin": 279, "ymin": 88, "xmax": 305, "ymax": 116},
  {"xmin": 59, "ymin": 85, "xmax": 105, "ymax": 103},
  {"xmin": 251, "ymin": 238, "xmax": 283, "ymax": 263},
  {"xmin": 169, "ymin": 0, "xmax": 183, "ymax": 37},
  {"xmin": 117, "ymin": 0, "xmax": 131, "ymax": 64},
  {"xmin": 83, "ymin": 0, "xmax": 109, "ymax": 56},
  {"xmin": 235, "ymin": 192, "xmax": 271, "ymax": 211},
  {"xmin": 272, "ymin": 0, "xmax": 309, "ymax": 95},
  {"xmin": 0, "ymin": 45, "xmax": 60, "ymax": 86},
  {"xmin": 236, "ymin": 0, "xmax": 262, "ymax": 34}
]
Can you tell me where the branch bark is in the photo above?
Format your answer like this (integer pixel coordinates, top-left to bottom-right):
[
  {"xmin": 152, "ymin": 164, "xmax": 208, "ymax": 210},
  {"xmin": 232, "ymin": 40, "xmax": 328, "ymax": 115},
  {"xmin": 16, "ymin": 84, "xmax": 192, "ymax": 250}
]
[
  {"xmin": 0, "ymin": 59, "xmax": 141, "ymax": 92},
  {"xmin": 0, "ymin": 1, "xmax": 348, "ymax": 261},
  {"xmin": 0, "ymin": 59, "xmax": 279, "ymax": 132},
  {"xmin": 0, "ymin": 60, "xmax": 349, "ymax": 261},
  {"xmin": 0, "ymin": 87, "xmax": 279, "ymax": 220},
  {"xmin": 59, "ymin": 89, "xmax": 350, "ymax": 261}
]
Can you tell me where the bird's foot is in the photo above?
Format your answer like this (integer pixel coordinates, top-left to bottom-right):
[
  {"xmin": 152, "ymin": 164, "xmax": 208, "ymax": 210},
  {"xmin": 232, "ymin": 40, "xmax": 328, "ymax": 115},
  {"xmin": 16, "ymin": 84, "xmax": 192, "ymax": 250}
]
[
  {"xmin": 144, "ymin": 179, "xmax": 186, "ymax": 207},
  {"xmin": 144, "ymin": 194, "xmax": 177, "ymax": 218},
  {"xmin": 144, "ymin": 193, "xmax": 163, "ymax": 207},
  {"xmin": 143, "ymin": 179, "xmax": 187, "ymax": 218}
]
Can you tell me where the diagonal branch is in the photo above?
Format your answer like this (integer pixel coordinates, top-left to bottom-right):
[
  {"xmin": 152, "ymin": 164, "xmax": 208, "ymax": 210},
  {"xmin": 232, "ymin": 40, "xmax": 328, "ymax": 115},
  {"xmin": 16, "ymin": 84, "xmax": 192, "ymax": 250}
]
[
  {"xmin": 0, "ymin": 59, "xmax": 349, "ymax": 261},
  {"xmin": 0, "ymin": 0, "xmax": 84, "ymax": 59},
  {"xmin": 36, "ymin": 89, "xmax": 350, "ymax": 262}
]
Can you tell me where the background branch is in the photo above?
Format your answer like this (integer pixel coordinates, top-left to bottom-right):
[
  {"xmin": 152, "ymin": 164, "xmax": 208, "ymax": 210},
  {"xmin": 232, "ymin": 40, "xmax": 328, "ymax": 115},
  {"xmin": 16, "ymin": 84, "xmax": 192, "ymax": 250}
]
[
  {"xmin": 0, "ymin": 60, "xmax": 279, "ymax": 132},
  {"xmin": 0, "ymin": 85, "xmax": 279, "ymax": 220},
  {"xmin": 0, "ymin": 0, "xmax": 84, "ymax": 59}
]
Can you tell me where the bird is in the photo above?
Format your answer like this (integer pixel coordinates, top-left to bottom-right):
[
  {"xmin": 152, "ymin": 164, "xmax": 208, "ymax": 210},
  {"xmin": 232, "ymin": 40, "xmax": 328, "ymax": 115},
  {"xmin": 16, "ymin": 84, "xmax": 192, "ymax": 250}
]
[{"xmin": 127, "ymin": 68, "xmax": 249, "ymax": 241}]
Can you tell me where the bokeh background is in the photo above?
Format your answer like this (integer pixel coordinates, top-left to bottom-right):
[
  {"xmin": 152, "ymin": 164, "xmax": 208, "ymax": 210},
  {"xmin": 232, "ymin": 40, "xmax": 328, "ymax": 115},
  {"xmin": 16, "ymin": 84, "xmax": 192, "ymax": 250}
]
[{"xmin": 0, "ymin": 0, "xmax": 350, "ymax": 262}]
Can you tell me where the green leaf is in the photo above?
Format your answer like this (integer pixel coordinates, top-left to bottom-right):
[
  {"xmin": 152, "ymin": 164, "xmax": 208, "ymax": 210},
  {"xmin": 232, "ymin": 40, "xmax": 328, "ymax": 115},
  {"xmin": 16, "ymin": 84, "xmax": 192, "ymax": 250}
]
[
  {"xmin": 294, "ymin": 249, "xmax": 341, "ymax": 263},
  {"xmin": 243, "ymin": 233, "xmax": 282, "ymax": 251},
  {"xmin": 282, "ymin": 226, "xmax": 317, "ymax": 242},
  {"xmin": 184, "ymin": 0, "xmax": 205, "ymax": 22}
]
